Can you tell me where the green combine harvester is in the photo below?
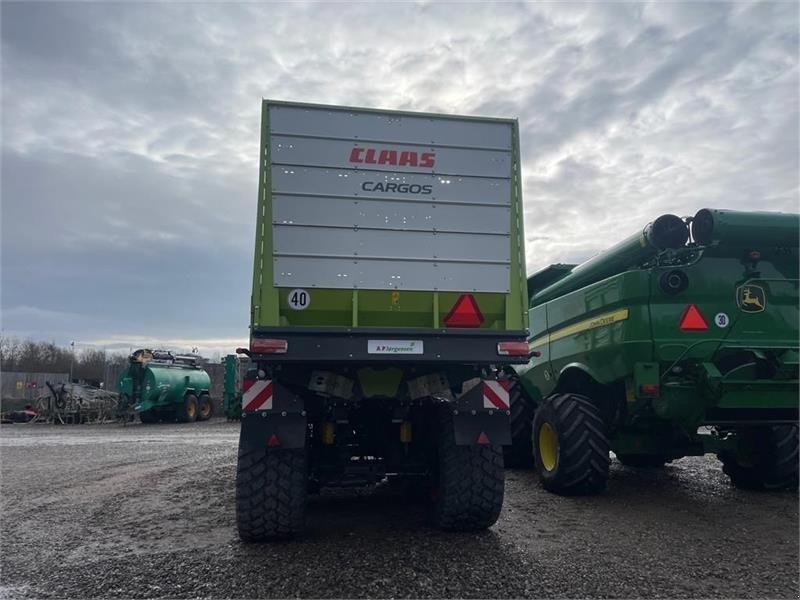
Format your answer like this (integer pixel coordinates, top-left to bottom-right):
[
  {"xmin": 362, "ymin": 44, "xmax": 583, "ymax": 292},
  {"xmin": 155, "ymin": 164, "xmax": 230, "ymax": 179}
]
[
  {"xmin": 235, "ymin": 100, "xmax": 530, "ymax": 540},
  {"xmin": 508, "ymin": 208, "xmax": 799, "ymax": 494},
  {"xmin": 118, "ymin": 349, "xmax": 213, "ymax": 424}
]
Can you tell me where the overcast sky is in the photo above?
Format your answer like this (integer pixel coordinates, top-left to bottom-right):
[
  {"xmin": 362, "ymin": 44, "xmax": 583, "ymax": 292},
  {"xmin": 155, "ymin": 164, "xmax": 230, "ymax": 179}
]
[{"xmin": 2, "ymin": 1, "xmax": 798, "ymax": 356}]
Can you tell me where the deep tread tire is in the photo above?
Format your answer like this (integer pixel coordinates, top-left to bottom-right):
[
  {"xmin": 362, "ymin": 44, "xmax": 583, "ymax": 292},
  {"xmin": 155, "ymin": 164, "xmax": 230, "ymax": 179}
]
[
  {"xmin": 176, "ymin": 394, "xmax": 198, "ymax": 423},
  {"xmin": 504, "ymin": 378, "xmax": 536, "ymax": 468},
  {"xmin": 432, "ymin": 408, "xmax": 504, "ymax": 532},
  {"xmin": 139, "ymin": 410, "xmax": 158, "ymax": 424},
  {"xmin": 718, "ymin": 425, "xmax": 799, "ymax": 490},
  {"xmin": 236, "ymin": 445, "xmax": 307, "ymax": 541},
  {"xmin": 197, "ymin": 394, "xmax": 213, "ymax": 422},
  {"xmin": 533, "ymin": 393, "xmax": 610, "ymax": 495},
  {"xmin": 616, "ymin": 453, "xmax": 670, "ymax": 468}
]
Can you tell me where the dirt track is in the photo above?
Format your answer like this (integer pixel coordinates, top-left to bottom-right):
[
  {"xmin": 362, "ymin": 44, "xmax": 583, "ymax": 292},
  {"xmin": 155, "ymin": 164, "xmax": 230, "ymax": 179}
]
[{"xmin": 1, "ymin": 420, "xmax": 797, "ymax": 599}]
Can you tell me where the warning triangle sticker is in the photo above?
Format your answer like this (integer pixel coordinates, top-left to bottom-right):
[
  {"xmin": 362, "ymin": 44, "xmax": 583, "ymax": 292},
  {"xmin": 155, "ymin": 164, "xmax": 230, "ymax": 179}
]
[
  {"xmin": 443, "ymin": 294, "xmax": 485, "ymax": 328},
  {"xmin": 680, "ymin": 305, "xmax": 708, "ymax": 331},
  {"xmin": 477, "ymin": 431, "xmax": 490, "ymax": 445}
]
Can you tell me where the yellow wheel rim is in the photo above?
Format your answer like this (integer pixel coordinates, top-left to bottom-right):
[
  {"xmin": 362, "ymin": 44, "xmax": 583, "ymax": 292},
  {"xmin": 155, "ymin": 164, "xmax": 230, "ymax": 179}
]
[
  {"xmin": 538, "ymin": 422, "xmax": 559, "ymax": 472},
  {"xmin": 200, "ymin": 402, "xmax": 210, "ymax": 418},
  {"xmin": 187, "ymin": 402, "xmax": 196, "ymax": 418}
]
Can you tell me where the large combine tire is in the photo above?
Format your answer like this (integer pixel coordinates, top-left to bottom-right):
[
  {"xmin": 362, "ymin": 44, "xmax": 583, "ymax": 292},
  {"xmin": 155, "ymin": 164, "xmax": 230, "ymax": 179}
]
[
  {"xmin": 431, "ymin": 408, "xmax": 504, "ymax": 532},
  {"xmin": 615, "ymin": 453, "xmax": 670, "ymax": 468},
  {"xmin": 197, "ymin": 394, "xmax": 213, "ymax": 422},
  {"xmin": 532, "ymin": 393, "xmax": 610, "ymax": 495},
  {"xmin": 176, "ymin": 394, "xmax": 198, "ymax": 423},
  {"xmin": 139, "ymin": 410, "xmax": 158, "ymax": 424},
  {"xmin": 718, "ymin": 425, "xmax": 799, "ymax": 490},
  {"xmin": 236, "ymin": 445, "xmax": 307, "ymax": 541},
  {"xmin": 504, "ymin": 377, "xmax": 536, "ymax": 468}
]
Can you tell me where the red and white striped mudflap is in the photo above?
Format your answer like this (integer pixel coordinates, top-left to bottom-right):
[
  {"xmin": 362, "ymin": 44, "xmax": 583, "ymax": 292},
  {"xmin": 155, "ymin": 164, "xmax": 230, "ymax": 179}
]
[
  {"xmin": 482, "ymin": 380, "xmax": 510, "ymax": 410},
  {"xmin": 242, "ymin": 379, "xmax": 273, "ymax": 412}
]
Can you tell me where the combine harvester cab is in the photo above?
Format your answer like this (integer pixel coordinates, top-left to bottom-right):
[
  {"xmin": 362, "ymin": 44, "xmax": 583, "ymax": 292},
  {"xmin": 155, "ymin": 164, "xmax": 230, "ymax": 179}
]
[
  {"xmin": 510, "ymin": 209, "xmax": 799, "ymax": 494},
  {"xmin": 236, "ymin": 100, "xmax": 529, "ymax": 541},
  {"xmin": 118, "ymin": 349, "xmax": 213, "ymax": 424}
]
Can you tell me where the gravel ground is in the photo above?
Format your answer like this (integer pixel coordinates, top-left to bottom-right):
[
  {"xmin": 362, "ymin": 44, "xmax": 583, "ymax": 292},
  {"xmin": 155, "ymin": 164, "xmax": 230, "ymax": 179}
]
[{"xmin": 1, "ymin": 420, "xmax": 797, "ymax": 599}]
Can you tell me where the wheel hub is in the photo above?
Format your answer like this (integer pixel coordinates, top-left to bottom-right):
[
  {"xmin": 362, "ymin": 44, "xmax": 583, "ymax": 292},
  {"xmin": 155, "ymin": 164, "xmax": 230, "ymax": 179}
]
[{"xmin": 538, "ymin": 421, "xmax": 559, "ymax": 472}]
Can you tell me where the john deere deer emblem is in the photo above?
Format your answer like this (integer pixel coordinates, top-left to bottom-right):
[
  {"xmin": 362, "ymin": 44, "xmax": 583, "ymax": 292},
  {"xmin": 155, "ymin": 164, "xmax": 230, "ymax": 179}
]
[{"xmin": 736, "ymin": 284, "xmax": 766, "ymax": 313}]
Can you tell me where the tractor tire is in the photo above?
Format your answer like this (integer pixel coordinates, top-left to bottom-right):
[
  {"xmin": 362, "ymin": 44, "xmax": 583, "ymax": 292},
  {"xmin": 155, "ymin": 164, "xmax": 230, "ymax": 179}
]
[
  {"xmin": 139, "ymin": 410, "xmax": 158, "ymax": 424},
  {"xmin": 176, "ymin": 394, "xmax": 198, "ymax": 423},
  {"xmin": 197, "ymin": 394, "xmax": 213, "ymax": 422},
  {"xmin": 718, "ymin": 424, "xmax": 799, "ymax": 490},
  {"xmin": 236, "ymin": 444, "xmax": 307, "ymax": 541},
  {"xmin": 431, "ymin": 407, "xmax": 504, "ymax": 532},
  {"xmin": 532, "ymin": 393, "xmax": 610, "ymax": 495},
  {"xmin": 504, "ymin": 377, "xmax": 536, "ymax": 468},
  {"xmin": 616, "ymin": 453, "xmax": 670, "ymax": 468}
]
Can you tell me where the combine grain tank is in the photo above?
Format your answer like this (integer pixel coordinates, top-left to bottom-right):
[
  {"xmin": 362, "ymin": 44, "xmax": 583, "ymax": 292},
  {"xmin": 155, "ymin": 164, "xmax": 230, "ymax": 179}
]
[
  {"xmin": 118, "ymin": 349, "xmax": 213, "ymax": 423},
  {"xmin": 508, "ymin": 209, "xmax": 799, "ymax": 494}
]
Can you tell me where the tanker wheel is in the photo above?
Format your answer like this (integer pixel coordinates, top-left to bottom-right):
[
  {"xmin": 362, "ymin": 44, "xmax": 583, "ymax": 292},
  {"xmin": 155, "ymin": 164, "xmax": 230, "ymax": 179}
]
[
  {"xmin": 532, "ymin": 393, "xmax": 610, "ymax": 495},
  {"xmin": 177, "ymin": 394, "xmax": 198, "ymax": 423},
  {"xmin": 718, "ymin": 424, "xmax": 799, "ymax": 490},
  {"xmin": 197, "ymin": 395, "xmax": 213, "ymax": 422},
  {"xmin": 616, "ymin": 453, "xmax": 671, "ymax": 468},
  {"xmin": 431, "ymin": 406, "xmax": 504, "ymax": 532},
  {"xmin": 139, "ymin": 410, "xmax": 158, "ymax": 424},
  {"xmin": 504, "ymin": 376, "xmax": 536, "ymax": 468},
  {"xmin": 236, "ymin": 444, "xmax": 307, "ymax": 541}
]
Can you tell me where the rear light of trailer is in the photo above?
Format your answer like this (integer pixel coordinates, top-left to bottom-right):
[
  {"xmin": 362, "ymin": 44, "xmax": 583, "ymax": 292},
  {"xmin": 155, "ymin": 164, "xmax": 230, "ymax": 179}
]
[
  {"xmin": 679, "ymin": 304, "xmax": 708, "ymax": 331},
  {"xmin": 443, "ymin": 294, "xmax": 484, "ymax": 328},
  {"xmin": 497, "ymin": 341, "xmax": 531, "ymax": 356},
  {"xmin": 250, "ymin": 338, "xmax": 288, "ymax": 354},
  {"xmin": 639, "ymin": 384, "xmax": 660, "ymax": 397}
]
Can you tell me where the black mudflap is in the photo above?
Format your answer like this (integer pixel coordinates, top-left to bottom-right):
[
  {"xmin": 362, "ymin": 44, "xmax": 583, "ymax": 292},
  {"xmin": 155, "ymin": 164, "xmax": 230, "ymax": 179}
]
[
  {"xmin": 451, "ymin": 379, "xmax": 511, "ymax": 446},
  {"xmin": 239, "ymin": 380, "xmax": 307, "ymax": 450}
]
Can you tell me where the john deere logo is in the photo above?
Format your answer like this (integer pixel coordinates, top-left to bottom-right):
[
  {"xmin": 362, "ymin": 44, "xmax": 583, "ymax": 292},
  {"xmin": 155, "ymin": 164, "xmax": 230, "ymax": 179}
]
[{"xmin": 737, "ymin": 285, "xmax": 766, "ymax": 313}]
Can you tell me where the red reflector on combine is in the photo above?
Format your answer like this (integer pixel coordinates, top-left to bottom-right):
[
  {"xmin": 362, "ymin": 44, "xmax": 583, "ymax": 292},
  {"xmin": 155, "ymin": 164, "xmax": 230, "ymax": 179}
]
[
  {"xmin": 497, "ymin": 341, "xmax": 530, "ymax": 356},
  {"xmin": 679, "ymin": 305, "xmax": 708, "ymax": 331},
  {"xmin": 443, "ymin": 294, "xmax": 484, "ymax": 328},
  {"xmin": 267, "ymin": 434, "xmax": 281, "ymax": 447},
  {"xmin": 250, "ymin": 338, "xmax": 288, "ymax": 354}
]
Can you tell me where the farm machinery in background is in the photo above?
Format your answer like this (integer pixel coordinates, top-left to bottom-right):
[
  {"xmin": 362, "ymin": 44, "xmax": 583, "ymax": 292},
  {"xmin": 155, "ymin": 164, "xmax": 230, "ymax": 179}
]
[
  {"xmin": 222, "ymin": 352, "xmax": 250, "ymax": 420},
  {"xmin": 117, "ymin": 349, "xmax": 213, "ymax": 423},
  {"xmin": 1, "ymin": 383, "xmax": 119, "ymax": 425},
  {"xmin": 508, "ymin": 208, "xmax": 799, "ymax": 493}
]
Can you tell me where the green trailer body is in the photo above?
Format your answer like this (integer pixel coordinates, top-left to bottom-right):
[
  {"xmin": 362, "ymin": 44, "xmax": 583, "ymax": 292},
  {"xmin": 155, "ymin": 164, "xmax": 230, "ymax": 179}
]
[
  {"xmin": 509, "ymin": 208, "xmax": 799, "ymax": 494},
  {"xmin": 117, "ymin": 350, "xmax": 213, "ymax": 424},
  {"xmin": 236, "ymin": 100, "xmax": 530, "ymax": 541}
]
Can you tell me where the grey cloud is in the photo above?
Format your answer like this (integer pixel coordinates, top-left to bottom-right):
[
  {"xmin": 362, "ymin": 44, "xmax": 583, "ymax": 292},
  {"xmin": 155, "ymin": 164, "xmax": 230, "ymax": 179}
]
[{"xmin": 2, "ymin": 1, "xmax": 797, "ymax": 353}]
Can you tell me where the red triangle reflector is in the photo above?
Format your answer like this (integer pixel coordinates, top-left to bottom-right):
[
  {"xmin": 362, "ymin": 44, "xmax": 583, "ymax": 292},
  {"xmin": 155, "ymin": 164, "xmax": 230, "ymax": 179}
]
[
  {"xmin": 477, "ymin": 431, "xmax": 490, "ymax": 445},
  {"xmin": 679, "ymin": 304, "xmax": 708, "ymax": 331},
  {"xmin": 267, "ymin": 434, "xmax": 281, "ymax": 447},
  {"xmin": 443, "ymin": 294, "xmax": 485, "ymax": 328}
]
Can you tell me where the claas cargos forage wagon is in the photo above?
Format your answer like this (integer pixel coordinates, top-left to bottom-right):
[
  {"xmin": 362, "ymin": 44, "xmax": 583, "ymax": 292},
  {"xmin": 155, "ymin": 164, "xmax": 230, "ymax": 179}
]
[
  {"xmin": 507, "ymin": 209, "xmax": 799, "ymax": 494},
  {"xmin": 236, "ymin": 100, "xmax": 529, "ymax": 540}
]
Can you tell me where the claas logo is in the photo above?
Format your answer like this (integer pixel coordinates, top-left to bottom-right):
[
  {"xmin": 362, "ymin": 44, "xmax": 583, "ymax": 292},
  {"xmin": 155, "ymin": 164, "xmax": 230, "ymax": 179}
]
[{"xmin": 349, "ymin": 147, "xmax": 435, "ymax": 168}]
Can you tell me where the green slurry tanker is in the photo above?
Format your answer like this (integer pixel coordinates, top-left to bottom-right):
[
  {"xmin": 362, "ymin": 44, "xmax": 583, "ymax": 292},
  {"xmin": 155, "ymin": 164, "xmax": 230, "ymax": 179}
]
[
  {"xmin": 508, "ymin": 208, "xmax": 799, "ymax": 494},
  {"xmin": 236, "ymin": 100, "xmax": 530, "ymax": 540},
  {"xmin": 118, "ymin": 349, "xmax": 213, "ymax": 423}
]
